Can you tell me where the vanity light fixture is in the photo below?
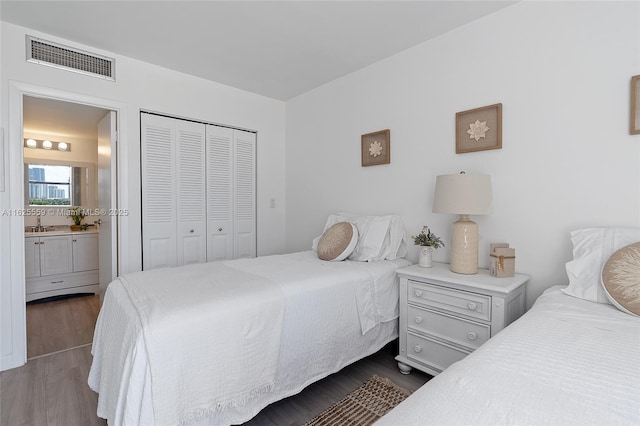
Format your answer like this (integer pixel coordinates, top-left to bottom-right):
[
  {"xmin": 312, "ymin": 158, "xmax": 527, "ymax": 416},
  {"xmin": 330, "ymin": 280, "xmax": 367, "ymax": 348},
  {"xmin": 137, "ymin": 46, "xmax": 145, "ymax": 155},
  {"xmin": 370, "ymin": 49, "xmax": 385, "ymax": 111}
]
[{"xmin": 23, "ymin": 138, "xmax": 71, "ymax": 152}]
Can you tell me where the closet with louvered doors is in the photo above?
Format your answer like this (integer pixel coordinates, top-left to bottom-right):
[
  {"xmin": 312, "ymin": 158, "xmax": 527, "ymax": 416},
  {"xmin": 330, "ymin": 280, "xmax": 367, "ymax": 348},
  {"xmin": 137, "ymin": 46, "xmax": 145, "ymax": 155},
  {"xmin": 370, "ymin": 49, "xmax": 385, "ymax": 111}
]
[
  {"xmin": 205, "ymin": 125, "xmax": 256, "ymax": 262},
  {"xmin": 141, "ymin": 113, "xmax": 256, "ymax": 271}
]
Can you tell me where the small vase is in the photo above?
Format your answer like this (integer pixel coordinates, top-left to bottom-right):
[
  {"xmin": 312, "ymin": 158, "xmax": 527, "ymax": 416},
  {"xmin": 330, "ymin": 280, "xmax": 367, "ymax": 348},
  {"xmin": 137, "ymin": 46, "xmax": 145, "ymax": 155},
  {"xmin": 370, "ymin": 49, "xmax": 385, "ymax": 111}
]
[{"xmin": 419, "ymin": 247, "xmax": 433, "ymax": 268}]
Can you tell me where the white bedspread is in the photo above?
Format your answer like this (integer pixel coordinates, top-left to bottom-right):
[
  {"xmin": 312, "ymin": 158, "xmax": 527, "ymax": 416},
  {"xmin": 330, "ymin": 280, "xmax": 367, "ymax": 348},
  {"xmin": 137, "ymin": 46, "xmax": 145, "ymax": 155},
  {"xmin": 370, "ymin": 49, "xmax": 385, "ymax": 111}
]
[
  {"xmin": 116, "ymin": 262, "xmax": 285, "ymax": 425},
  {"xmin": 377, "ymin": 286, "xmax": 640, "ymax": 426},
  {"xmin": 89, "ymin": 251, "xmax": 410, "ymax": 425}
]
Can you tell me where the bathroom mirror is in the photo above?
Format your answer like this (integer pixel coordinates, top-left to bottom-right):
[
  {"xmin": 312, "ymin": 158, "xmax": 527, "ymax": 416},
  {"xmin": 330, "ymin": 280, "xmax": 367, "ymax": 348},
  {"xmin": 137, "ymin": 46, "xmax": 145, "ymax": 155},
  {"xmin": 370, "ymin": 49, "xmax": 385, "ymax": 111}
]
[{"xmin": 24, "ymin": 159, "xmax": 96, "ymax": 207}]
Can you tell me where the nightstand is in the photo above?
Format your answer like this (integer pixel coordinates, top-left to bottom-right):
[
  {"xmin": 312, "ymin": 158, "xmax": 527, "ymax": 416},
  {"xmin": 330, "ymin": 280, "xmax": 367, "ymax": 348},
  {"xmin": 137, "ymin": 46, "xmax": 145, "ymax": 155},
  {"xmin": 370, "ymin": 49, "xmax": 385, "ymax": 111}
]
[{"xmin": 395, "ymin": 262, "xmax": 529, "ymax": 376}]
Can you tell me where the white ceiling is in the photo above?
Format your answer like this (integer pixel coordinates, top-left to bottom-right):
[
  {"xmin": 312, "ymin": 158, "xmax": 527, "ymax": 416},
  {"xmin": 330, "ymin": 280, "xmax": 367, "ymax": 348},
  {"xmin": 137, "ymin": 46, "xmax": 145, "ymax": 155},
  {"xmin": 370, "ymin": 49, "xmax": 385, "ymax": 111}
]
[
  {"xmin": 1, "ymin": 1, "xmax": 516, "ymax": 101},
  {"xmin": 22, "ymin": 96, "xmax": 109, "ymax": 141}
]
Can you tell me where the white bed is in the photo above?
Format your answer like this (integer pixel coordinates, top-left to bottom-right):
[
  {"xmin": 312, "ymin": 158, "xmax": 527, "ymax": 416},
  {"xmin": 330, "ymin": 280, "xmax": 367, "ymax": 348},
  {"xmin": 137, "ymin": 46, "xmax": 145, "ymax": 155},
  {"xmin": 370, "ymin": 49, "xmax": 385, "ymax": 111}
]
[
  {"xmin": 378, "ymin": 227, "xmax": 640, "ymax": 426},
  {"xmin": 89, "ymin": 250, "xmax": 410, "ymax": 425}
]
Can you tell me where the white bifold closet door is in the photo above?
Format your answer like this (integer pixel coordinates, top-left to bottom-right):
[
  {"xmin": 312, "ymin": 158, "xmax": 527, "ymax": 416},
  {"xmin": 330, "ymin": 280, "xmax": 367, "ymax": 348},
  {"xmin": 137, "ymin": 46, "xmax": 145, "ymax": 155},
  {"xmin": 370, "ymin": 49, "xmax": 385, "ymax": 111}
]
[
  {"xmin": 232, "ymin": 129, "xmax": 257, "ymax": 259},
  {"xmin": 142, "ymin": 113, "xmax": 256, "ymax": 270},
  {"xmin": 206, "ymin": 124, "xmax": 256, "ymax": 261},
  {"xmin": 141, "ymin": 113, "xmax": 206, "ymax": 270}
]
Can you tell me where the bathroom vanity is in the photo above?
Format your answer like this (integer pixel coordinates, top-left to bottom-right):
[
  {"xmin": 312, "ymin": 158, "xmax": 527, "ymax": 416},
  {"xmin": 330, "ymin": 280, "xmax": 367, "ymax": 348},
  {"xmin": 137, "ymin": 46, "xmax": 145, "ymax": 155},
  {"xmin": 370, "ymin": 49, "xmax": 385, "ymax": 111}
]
[{"xmin": 24, "ymin": 229, "xmax": 99, "ymax": 302}]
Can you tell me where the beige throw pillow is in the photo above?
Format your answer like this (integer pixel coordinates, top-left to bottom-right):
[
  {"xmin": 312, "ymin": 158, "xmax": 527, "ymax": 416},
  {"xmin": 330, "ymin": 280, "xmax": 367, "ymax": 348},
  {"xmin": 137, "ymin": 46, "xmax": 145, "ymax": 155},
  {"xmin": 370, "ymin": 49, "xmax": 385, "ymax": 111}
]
[
  {"xmin": 601, "ymin": 242, "xmax": 640, "ymax": 316},
  {"xmin": 317, "ymin": 222, "xmax": 358, "ymax": 261}
]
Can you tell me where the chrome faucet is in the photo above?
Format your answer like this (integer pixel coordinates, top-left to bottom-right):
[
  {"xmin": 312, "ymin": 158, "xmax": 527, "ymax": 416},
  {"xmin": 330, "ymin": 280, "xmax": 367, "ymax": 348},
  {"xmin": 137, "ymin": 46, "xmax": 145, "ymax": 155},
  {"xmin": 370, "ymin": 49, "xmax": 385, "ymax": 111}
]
[{"xmin": 35, "ymin": 214, "xmax": 45, "ymax": 232}]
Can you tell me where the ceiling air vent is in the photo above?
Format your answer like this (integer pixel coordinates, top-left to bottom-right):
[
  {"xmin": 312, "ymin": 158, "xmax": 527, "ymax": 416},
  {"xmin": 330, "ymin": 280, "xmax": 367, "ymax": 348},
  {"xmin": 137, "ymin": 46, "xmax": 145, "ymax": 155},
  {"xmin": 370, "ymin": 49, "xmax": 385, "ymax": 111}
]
[{"xmin": 26, "ymin": 35, "xmax": 115, "ymax": 81}]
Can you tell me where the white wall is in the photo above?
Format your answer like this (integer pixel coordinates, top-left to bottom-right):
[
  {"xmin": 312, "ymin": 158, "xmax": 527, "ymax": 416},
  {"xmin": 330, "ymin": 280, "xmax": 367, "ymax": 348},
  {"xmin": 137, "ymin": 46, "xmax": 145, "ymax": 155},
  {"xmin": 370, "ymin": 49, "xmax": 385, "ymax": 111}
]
[
  {"xmin": 0, "ymin": 22, "xmax": 286, "ymax": 369},
  {"xmin": 286, "ymin": 1, "xmax": 640, "ymax": 308}
]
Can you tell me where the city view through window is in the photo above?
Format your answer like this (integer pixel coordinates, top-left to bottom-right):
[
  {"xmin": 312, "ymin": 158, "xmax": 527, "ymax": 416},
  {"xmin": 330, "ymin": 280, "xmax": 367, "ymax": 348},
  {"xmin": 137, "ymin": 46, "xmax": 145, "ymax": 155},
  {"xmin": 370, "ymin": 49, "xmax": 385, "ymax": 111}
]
[{"xmin": 28, "ymin": 164, "xmax": 72, "ymax": 205}]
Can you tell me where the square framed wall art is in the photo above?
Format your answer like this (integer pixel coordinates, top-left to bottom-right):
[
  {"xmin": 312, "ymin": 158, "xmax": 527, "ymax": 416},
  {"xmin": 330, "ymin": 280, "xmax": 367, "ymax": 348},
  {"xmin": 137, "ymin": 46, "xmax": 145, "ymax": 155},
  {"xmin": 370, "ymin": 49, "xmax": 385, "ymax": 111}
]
[
  {"xmin": 361, "ymin": 129, "xmax": 390, "ymax": 166},
  {"xmin": 456, "ymin": 103, "xmax": 502, "ymax": 154}
]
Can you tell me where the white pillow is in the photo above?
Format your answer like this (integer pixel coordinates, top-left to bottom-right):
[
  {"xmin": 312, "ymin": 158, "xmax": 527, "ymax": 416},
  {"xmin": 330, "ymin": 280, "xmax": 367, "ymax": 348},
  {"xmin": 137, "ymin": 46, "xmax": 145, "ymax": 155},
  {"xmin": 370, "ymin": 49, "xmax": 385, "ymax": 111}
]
[
  {"xmin": 314, "ymin": 212, "xmax": 407, "ymax": 262},
  {"xmin": 340, "ymin": 212, "xmax": 408, "ymax": 260},
  {"xmin": 563, "ymin": 227, "xmax": 640, "ymax": 303},
  {"xmin": 340, "ymin": 214, "xmax": 391, "ymax": 261},
  {"xmin": 386, "ymin": 215, "xmax": 408, "ymax": 260}
]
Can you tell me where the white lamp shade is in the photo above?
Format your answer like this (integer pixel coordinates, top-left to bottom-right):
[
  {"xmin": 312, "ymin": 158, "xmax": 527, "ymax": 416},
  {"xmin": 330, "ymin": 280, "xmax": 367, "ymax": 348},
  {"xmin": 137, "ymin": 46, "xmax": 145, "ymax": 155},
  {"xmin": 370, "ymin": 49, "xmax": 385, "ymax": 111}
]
[{"xmin": 432, "ymin": 173, "xmax": 492, "ymax": 215}]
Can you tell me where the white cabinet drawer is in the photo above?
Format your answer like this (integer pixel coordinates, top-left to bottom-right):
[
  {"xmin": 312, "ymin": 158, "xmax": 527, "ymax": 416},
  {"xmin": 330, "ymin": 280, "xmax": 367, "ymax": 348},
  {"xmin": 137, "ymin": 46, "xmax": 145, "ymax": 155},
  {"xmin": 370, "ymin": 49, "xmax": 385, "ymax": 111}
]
[
  {"xmin": 408, "ymin": 280, "xmax": 491, "ymax": 321},
  {"xmin": 407, "ymin": 305, "xmax": 490, "ymax": 350},
  {"xmin": 406, "ymin": 332, "xmax": 469, "ymax": 374},
  {"xmin": 27, "ymin": 270, "xmax": 98, "ymax": 294}
]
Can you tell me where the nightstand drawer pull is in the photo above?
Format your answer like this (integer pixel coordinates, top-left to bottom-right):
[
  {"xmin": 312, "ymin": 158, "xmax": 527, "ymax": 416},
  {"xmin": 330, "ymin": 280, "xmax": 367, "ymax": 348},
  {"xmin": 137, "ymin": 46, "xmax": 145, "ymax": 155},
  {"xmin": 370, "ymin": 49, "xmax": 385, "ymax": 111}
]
[
  {"xmin": 414, "ymin": 289, "xmax": 423, "ymax": 297},
  {"xmin": 413, "ymin": 345, "xmax": 422, "ymax": 353},
  {"xmin": 467, "ymin": 332, "xmax": 477, "ymax": 341},
  {"xmin": 414, "ymin": 316, "xmax": 423, "ymax": 324},
  {"xmin": 467, "ymin": 302, "xmax": 477, "ymax": 310}
]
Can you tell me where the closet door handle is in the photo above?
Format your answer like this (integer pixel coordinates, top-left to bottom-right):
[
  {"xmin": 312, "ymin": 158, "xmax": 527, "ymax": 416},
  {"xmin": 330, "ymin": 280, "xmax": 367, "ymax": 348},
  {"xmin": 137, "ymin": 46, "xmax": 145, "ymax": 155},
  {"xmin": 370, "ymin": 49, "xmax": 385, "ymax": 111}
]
[
  {"xmin": 218, "ymin": 227, "xmax": 223, "ymax": 232},
  {"xmin": 189, "ymin": 229, "xmax": 195, "ymax": 233}
]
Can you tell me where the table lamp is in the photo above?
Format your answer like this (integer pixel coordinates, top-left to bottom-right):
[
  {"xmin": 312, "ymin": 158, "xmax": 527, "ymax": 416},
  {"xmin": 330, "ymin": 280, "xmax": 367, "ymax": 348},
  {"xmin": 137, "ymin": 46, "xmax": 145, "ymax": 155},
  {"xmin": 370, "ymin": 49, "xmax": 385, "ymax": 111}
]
[{"xmin": 432, "ymin": 172, "xmax": 492, "ymax": 274}]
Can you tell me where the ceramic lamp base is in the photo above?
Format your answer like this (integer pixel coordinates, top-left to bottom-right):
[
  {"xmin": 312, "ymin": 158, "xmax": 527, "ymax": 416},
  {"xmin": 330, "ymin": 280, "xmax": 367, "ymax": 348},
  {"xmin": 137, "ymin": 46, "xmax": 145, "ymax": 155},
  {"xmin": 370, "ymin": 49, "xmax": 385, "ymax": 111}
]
[{"xmin": 450, "ymin": 214, "xmax": 478, "ymax": 274}]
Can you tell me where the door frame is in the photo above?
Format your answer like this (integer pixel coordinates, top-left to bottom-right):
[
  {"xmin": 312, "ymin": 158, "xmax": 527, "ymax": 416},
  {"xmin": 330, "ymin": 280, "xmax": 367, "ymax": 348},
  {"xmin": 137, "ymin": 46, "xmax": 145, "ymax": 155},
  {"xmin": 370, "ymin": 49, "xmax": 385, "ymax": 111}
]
[{"xmin": 4, "ymin": 81, "xmax": 128, "ymax": 370}]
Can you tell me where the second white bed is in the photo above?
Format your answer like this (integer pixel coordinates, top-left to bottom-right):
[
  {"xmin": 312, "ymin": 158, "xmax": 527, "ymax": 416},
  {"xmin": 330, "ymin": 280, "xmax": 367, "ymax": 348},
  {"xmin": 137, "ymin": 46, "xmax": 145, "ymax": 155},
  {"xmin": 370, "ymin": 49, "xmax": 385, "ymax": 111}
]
[{"xmin": 377, "ymin": 286, "xmax": 640, "ymax": 425}]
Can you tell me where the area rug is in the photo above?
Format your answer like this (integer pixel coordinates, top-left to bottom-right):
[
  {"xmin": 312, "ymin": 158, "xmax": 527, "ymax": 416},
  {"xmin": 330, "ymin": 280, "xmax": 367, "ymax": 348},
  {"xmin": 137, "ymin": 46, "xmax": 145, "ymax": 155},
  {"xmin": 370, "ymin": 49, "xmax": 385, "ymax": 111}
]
[{"xmin": 303, "ymin": 375, "xmax": 411, "ymax": 426}]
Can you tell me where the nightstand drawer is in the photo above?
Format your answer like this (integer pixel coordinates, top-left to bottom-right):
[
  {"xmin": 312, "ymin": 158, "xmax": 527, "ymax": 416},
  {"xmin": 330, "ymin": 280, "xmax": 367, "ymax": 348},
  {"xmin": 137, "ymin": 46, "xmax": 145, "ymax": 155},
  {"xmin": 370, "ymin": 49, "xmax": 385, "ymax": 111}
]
[
  {"xmin": 406, "ymin": 332, "xmax": 469, "ymax": 374},
  {"xmin": 408, "ymin": 280, "xmax": 491, "ymax": 321},
  {"xmin": 407, "ymin": 305, "xmax": 490, "ymax": 350}
]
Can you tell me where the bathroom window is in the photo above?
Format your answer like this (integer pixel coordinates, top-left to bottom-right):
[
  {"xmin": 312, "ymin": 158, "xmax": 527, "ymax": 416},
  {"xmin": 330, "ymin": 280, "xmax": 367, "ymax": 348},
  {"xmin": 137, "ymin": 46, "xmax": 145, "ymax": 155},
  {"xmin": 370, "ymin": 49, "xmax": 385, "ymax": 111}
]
[{"xmin": 27, "ymin": 164, "xmax": 73, "ymax": 205}]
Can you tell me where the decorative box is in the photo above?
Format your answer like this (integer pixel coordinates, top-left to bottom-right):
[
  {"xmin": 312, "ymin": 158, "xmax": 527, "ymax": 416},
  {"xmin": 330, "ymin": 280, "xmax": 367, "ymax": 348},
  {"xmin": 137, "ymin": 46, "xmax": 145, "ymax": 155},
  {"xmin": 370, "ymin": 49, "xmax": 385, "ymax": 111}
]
[{"xmin": 490, "ymin": 243, "xmax": 515, "ymax": 278}]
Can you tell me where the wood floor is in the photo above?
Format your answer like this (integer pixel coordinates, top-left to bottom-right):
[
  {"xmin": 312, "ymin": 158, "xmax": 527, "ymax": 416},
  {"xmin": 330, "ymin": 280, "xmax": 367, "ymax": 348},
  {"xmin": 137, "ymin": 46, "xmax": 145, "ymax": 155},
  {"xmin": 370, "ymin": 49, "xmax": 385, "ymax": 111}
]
[
  {"xmin": 26, "ymin": 294, "xmax": 101, "ymax": 359},
  {"xmin": 1, "ymin": 345, "xmax": 107, "ymax": 426},
  {"xmin": 2, "ymin": 294, "xmax": 105, "ymax": 426},
  {"xmin": 1, "ymin": 295, "xmax": 432, "ymax": 426},
  {"xmin": 243, "ymin": 342, "xmax": 431, "ymax": 426}
]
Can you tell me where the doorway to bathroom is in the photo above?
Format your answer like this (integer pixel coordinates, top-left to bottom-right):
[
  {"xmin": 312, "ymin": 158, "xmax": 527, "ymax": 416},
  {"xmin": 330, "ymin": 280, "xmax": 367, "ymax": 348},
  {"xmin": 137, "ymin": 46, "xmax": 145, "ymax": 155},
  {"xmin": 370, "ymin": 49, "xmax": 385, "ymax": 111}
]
[{"xmin": 22, "ymin": 95, "xmax": 116, "ymax": 359}]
